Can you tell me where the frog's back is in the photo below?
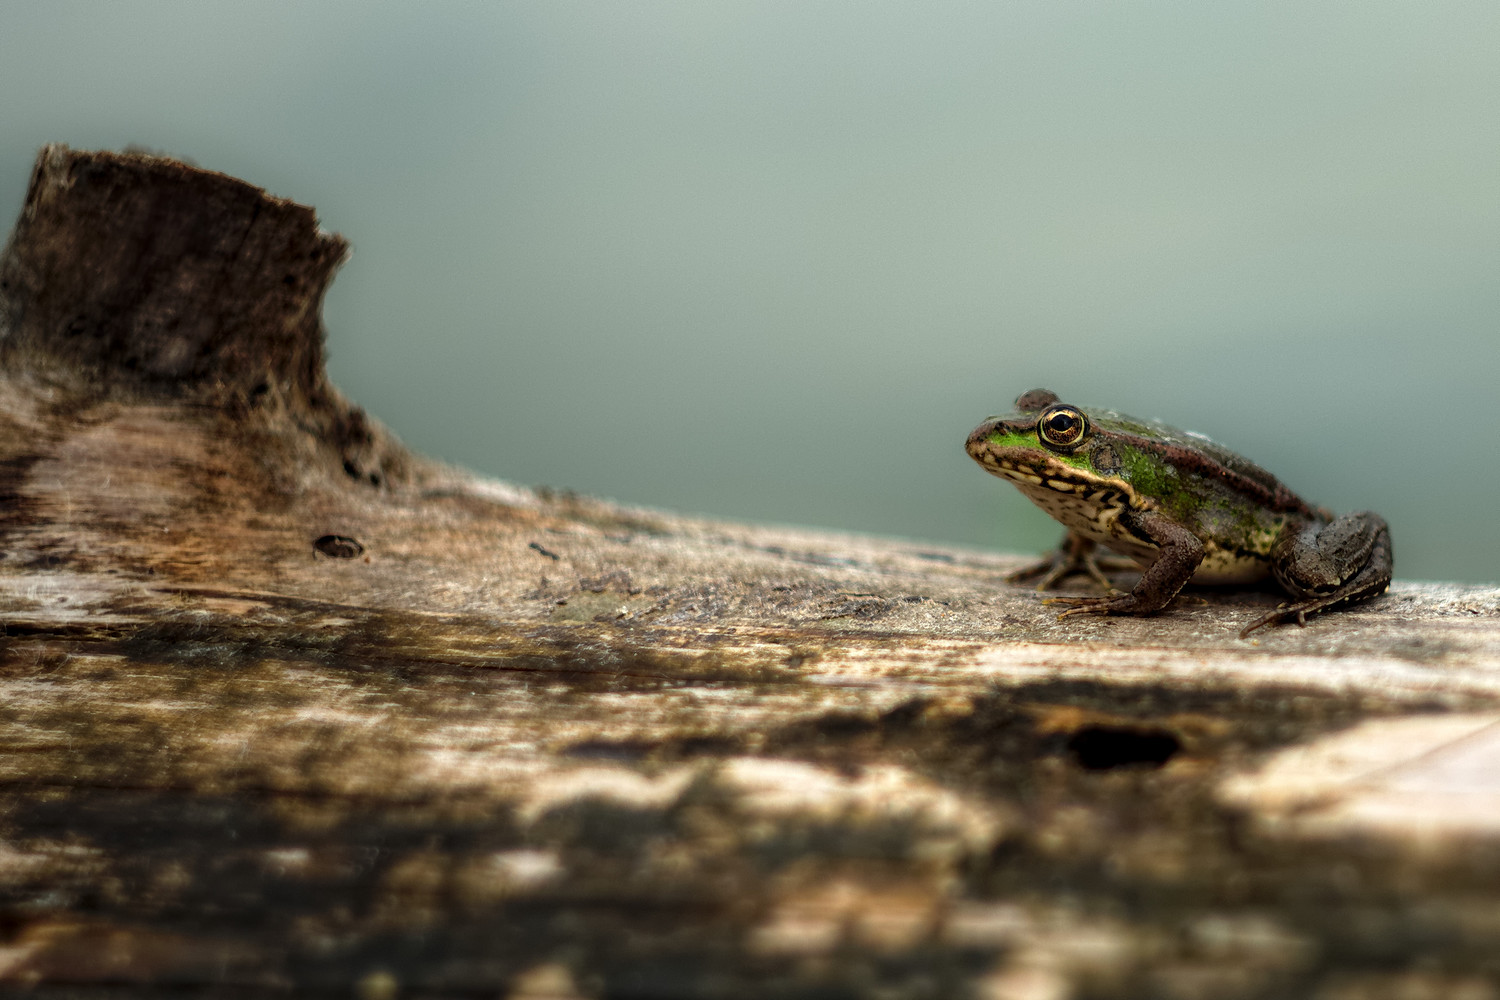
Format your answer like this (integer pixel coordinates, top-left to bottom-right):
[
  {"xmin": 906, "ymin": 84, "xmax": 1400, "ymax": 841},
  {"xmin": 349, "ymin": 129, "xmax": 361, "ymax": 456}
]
[
  {"xmin": 1084, "ymin": 408, "xmax": 1320, "ymax": 583},
  {"xmin": 1085, "ymin": 408, "xmax": 1318, "ymax": 518}
]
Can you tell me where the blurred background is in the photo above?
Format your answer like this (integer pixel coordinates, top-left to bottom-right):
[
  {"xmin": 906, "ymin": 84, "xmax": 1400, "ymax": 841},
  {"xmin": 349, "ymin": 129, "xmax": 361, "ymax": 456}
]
[{"xmin": 1, "ymin": 2, "xmax": 1496, "ymax": 582}]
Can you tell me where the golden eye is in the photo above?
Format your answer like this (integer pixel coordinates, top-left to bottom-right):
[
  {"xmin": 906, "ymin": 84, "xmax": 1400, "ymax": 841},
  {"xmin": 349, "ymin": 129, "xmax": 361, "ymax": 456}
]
[{"xmin": 1037, "ymin": 404, "xmax": 1089, "ymax": 451}]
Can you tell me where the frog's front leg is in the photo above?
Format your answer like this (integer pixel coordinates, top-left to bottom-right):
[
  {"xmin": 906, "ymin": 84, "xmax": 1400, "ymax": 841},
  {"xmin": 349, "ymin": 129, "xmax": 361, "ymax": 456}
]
[
  {"xmin": 1006, "ymin": 531, "xmax": 1135, "ymax": 591},
  {"xmin": 1240, "ymin": 512, "xmax": 1392, "ymax": 637},
  {"xmin": 1046, "ymin": 509, "xmax": 1204, "ymax": 620}
]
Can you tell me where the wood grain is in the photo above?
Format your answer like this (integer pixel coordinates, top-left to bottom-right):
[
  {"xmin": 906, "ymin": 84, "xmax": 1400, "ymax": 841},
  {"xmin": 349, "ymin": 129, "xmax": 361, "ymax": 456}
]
[{"xmin": 1, "ymin": 145, "xmax": 1497, "ymax": 997}]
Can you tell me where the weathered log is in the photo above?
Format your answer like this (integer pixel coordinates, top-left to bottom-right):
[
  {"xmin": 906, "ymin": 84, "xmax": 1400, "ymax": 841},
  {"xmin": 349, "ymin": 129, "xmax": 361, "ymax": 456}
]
[{"xmin": 0, "ymin": 145, "xmax": 1497, "ymax": 997}]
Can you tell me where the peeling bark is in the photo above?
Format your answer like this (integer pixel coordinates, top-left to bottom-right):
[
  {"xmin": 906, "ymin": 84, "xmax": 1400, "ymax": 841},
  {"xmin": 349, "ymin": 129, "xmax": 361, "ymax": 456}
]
[{"xmin": 1, "ymin": 145, "xmax": 1498, "ymax": 998}]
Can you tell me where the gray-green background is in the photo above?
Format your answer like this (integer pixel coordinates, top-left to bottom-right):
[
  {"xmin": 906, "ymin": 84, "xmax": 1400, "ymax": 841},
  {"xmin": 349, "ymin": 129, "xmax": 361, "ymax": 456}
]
[{"xmin": 3, "ymin": 3, "xmax": 1497, "ymax": 582}]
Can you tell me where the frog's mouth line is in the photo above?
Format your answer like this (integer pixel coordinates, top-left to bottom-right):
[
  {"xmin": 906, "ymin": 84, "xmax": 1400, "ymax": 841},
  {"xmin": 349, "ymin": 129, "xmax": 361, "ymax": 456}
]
[{"xmin": 969, "ymin": 444, "xmax": 1141, "ymax": 510}]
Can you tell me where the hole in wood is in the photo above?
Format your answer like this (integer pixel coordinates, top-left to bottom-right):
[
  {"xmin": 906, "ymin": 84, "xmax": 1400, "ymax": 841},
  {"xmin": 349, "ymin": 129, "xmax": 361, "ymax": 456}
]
[
  {"xmin": 1065, "ymin": 725, "xmax": 1180, "ymax": 771},
  {"xmin": 313, "ymin": 535, "xmax": 364, "ymax": 559}
]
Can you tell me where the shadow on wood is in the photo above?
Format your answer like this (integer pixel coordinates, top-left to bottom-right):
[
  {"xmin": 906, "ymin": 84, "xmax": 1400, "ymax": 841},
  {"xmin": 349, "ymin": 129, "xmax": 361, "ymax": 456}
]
[{"xmin": 0, "ymin": 146, "xmax": 1497, "ymax": 997}]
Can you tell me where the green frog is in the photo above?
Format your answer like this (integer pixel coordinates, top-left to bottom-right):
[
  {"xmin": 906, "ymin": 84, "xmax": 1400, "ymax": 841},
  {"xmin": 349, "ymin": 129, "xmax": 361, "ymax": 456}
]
[{"xmin": 966, "ymin": 389, "xmax": 1391, "ymax": 637}]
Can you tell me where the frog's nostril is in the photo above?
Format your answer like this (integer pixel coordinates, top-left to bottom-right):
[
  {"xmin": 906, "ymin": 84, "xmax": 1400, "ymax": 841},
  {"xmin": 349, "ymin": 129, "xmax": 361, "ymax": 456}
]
[{"xmin": 967, "ymin": 419, "xmax": 1001, "ymax": 450}]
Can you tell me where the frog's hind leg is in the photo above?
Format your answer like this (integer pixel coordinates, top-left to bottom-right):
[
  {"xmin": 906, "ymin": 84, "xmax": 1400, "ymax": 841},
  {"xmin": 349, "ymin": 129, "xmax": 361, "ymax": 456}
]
[{"xmin": 1240, "ymin": 512, "xmax": 1393, "ymax": 638}]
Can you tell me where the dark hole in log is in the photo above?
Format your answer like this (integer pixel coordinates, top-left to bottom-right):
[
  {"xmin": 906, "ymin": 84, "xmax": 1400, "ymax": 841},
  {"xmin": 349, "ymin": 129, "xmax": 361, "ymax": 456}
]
[
  {"xmin": 1066, "ymin": 725, "xmax": 1180, "ymax": 770},
  {"xmin": 314, "ymin": 534, "xmax": 364, "ymax": 559}
]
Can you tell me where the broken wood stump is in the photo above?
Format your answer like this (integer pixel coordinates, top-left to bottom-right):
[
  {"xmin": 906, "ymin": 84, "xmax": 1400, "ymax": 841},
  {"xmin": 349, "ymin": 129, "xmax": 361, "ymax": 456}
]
[{"xmin": 0, "ymin": 145, "xmax": 1498, "ymax": 998}]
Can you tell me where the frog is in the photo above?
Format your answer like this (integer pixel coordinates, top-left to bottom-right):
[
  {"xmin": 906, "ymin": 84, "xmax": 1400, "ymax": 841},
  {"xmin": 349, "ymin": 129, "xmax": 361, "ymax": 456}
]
[{"xmin": 965, "ymin": 389, "xmax": 1391, "ymax": 637}]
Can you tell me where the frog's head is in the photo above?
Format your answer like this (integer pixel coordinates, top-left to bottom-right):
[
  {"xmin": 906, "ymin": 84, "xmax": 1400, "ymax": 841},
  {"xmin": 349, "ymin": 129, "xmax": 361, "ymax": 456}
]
[{"xmin": 966, "ymin": 388, "xmax": 1134, "ymax": 501}]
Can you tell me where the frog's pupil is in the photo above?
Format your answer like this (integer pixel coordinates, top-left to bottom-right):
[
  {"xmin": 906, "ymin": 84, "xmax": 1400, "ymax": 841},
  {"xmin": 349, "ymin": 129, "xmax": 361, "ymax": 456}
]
[{"xmin": 1038, "ymin": 407, "xmax": 1087, "ymax": 449}]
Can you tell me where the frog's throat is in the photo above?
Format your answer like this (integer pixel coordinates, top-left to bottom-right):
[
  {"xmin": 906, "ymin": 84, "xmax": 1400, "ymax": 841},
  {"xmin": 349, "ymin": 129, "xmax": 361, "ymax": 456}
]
[{"xmin": 972, "ymin": 448, "xmax": 1152, "ymax": 512}]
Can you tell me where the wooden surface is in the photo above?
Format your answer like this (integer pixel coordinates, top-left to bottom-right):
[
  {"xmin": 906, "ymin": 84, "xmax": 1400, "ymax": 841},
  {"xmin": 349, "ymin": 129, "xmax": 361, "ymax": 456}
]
[{"xmin": 1, "ymin": 145, "xmax": 1498, "ymax": 998}]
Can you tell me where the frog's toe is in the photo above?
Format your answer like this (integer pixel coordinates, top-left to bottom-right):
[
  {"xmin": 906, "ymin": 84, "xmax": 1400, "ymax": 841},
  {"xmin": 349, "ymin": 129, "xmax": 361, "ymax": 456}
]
[
  {"xmin": 1005, "ymin": 558, "xmax": 1067, "ymax": 589},
  {"xmin": 1239, "ymin": 607, "xmax": 1283, "ymax": 638},
  {"xmin": 1238, "ymin": 600, "xmax": 1320, "ymax": 638},
  {"xmin": 1045, "ymin": 594, "xmax": 1131, "ymax": 620},
  {"xmin": 1005, "ymin": 558, "xmax": 1057, "ymax": 585},
  {"xmin": 1008, "ymin": 540, "xmax": 1129, "ymax": 592},
  {"xmin": 1054, "ymin": 604, "xmax": 1109, "ymax": 623},
  {"xmin": 1076, "ymin": 554, "xmax": 1119, "ymax": 591},
  {"xmin": 1006, "ymin": 552, "xmax": 1098, "ymax": 589}
]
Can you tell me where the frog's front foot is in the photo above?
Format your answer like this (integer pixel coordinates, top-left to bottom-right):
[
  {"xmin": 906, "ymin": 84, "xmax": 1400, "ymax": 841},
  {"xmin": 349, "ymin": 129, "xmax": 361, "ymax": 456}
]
[
  {"xmin": 1007, "ymin": 533, "xmax": 1134, "ymax": 591},
  {"xmin": 1042, "ymin": 592, "xmax": 1140, "ymax": 621}
]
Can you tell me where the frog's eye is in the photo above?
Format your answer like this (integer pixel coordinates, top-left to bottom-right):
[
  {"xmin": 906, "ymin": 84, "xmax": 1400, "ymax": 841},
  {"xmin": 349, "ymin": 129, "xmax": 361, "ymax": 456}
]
[{"xmin": 1037, "ymin": 405, "xmax": 1089, "ymax": 450}]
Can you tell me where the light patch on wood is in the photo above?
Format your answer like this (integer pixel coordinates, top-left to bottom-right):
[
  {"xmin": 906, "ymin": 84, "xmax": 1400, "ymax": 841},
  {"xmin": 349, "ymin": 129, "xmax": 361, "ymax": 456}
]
[
  {"xmin": 445, "ymin": 849, "xmax": 567, "ymax": 906},
  {"xmin": 1220, "ymin": 713, "xmax": 1500, "ymax": 840},
  {"xmin": 952, "ymin": 905, "xmax": 1139, "ymax": 999},
  {"xmin": 485, "ymin": 849, "xmax": 565, "ymax": 889},
  {"xmin": 748, "ymin": 880, "xmax": 941, "ymax": 956},
  {"xmin": 974, "ymin": 961, "xmax": 1072, "ymax": 1000},
  {"xmin": 0, "ymin": 936, "xmax": 47, "ymax": 980},
  {"xmin": 717, "ymin": 757, "xmax": 1007, "ymax": 856},
  {"xmin": 967, "ymin": 640, "xmax": 1500, "ymax": 702},
  {"xmin": 0, "ymin": 843, "xmax": 52, "ymax": 885},
  {"xmin": 259, "ymin": 848, "xmax": 313, "ymax": 877},
  {"xmin": 512, "ymin": 765, "xmax": 699, "ymax": 824},
  {"xmin": 942, "ymin": 903, "xmax": 1033, "ymax": 948},
  {"xmin": 451, "ymin": 475, "xmax": 541, "ymax": 511},
  {"xmin": 505, "ymin": 962, "xmax": 589, "ymax": 1000}
]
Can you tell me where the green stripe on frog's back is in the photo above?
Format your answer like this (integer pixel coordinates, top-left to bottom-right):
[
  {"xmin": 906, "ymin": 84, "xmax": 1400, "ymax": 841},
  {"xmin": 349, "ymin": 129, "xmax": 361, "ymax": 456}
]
[
  {"xmin": 1086, "ymin": 409, "xmax": 1317, "ymax": 577},
  {"xmin": 1083, "ymin": 408, "xmax": 1318, "ymax": 519}
]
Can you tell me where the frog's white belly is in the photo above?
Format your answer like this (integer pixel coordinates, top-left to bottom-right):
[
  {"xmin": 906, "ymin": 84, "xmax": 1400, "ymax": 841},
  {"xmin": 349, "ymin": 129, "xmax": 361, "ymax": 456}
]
[
  {"xmin": 1191, "ymin": 546, "xmax": 1271, "ymax": 585},
  {"xmin": 1010, "ymin": 479, "xmax": 1271, "ymax": 585}
]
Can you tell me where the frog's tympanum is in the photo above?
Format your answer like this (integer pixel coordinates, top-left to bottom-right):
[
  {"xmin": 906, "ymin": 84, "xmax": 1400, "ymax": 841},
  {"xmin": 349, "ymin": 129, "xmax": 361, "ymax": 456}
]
[{"xmin": 966, "ymin": 389, "xmax": 1391, "ymax": 637}]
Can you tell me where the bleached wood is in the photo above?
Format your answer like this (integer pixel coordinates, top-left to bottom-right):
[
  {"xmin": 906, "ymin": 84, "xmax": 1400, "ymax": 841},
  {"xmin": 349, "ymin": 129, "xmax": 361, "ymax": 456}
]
[{"xmin": 0, "ymin": 145, "xmax": 1496, "ymax": 996}]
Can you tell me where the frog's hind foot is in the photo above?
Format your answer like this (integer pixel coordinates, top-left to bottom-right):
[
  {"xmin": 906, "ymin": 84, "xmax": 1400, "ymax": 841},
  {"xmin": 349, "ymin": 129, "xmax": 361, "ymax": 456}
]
[
  {"xmin": 1239, "ymin": 599, "xmax": 1319, "ymax": 638},
  {"xmin": 1244, "ymin": 514, "xmax": 1393, "ymax": 638},
  {"xmin": 1238, "ymin": 591, "xmax": 1368, "ymax": 639},
  {"xmin": 1007, "ymin": 534, "xmax": 1134, "ymax": 591}
]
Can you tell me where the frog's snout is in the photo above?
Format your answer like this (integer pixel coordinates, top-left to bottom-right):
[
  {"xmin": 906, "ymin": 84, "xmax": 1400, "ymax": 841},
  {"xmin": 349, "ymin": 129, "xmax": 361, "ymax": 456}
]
[{"xmin": 966, "ymin": 418, "xmax": 1003, "ymax": 457}]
